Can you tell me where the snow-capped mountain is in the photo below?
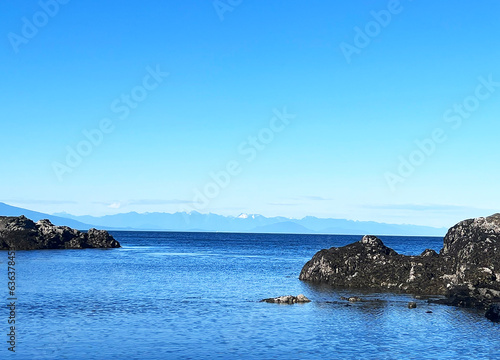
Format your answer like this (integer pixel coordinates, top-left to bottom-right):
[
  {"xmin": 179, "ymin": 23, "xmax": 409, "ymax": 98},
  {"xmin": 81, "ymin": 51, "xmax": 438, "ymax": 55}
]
[{"xmin": 237, "ymin": 213, "xmax": 262, "ymax": 220}]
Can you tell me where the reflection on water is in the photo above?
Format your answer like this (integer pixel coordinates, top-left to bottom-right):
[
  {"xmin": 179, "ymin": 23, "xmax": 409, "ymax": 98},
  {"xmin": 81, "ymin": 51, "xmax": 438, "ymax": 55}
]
[{"xmin": 8, "ymin": 232, "xmax": 498, "ymax": 359}]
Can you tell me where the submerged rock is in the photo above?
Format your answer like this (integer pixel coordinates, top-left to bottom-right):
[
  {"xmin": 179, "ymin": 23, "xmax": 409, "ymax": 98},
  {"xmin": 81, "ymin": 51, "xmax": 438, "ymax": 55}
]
[
  {"xmin": 485, "ymin": 304, "xmax": 500, "ymax": 322},
  {"xmin": 0, "ymin": 216, "xmax": 120, "ymax": 250},
  {"xmin": 300, "ymin": 214, "xmax": 500, "ymax": 313},
  {"xmin": 261, "ymin": 294, "xmax": 311, "ymax": 304},
  {"xmin": 340, "ymin": 296, "xmax": 363, "ymax": 302}
]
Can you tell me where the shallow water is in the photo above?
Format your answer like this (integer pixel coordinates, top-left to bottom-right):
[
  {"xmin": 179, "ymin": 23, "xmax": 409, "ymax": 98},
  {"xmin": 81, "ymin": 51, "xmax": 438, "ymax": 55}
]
[{"xmin": 1, "ymin": 232, "xmax": 498, "ymax": 359}]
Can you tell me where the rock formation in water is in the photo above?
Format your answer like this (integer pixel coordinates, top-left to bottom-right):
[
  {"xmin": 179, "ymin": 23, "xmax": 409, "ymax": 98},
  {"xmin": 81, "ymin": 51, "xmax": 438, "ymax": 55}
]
[
  {"xmin": 300, "ymin": 214, "xmax": 500, "ymax": 311},
  {"xmin": 0, "ymin": 216, "xmax": 121, "ymax": 250},
  {"xmin": 261, "ymin": 294, "xmax": 311, "ymax": 304}
]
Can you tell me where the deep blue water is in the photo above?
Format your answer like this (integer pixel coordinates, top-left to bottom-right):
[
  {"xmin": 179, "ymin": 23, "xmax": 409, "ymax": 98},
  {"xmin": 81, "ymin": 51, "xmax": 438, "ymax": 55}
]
[{"xmin": 1, "ymin": 232, "xmax": 498, "ymax": 359}]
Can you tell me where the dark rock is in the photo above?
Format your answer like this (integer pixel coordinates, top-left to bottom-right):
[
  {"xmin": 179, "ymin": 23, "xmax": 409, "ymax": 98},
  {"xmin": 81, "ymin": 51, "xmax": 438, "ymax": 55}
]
[
  {"xmin": 300, "ymin": 214, "xmax": 500, "ymax": 309},
  {"xmin": 408, "ymin": 302, "xmax": 417, "ymax": 309},
  {"xmin": 426, "ymin": 311, "xmax": 433, "ymax": 314},
  {"xmin": 430, "ymin": 284, "xmax": 496, "ymax": 308},
  {"xmin": 0, "ymin": 216, "xmax": 120, "ymax": 250},
  {"xmin": 299, "ymin": 235, "xmax": 446, "ymax": 295},
  {"xmin": 485, "ymin": 304, "xmax": 500, "ymax": 322},
  {"xmin": 261, "ymin": 294, "xmax": 311, "ymax": 304},
  {"xmin": 421, "ymin": 249, "xmax": 439, "ymax": 257},
  {"xmin": 341, "ymin": 296, "xmax": 362, "ymax": 302}
]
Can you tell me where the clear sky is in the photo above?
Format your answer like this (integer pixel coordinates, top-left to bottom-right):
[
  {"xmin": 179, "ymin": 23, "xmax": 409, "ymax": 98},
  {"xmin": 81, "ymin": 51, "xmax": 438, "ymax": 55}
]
[{"xmin": 1, "ymin": 0, "xmax": 499, "ymax": 228}]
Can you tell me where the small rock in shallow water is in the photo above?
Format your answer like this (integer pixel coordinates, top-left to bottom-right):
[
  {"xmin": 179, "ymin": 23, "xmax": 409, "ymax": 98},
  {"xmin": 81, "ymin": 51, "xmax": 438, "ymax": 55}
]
[
  {"xmin": 340, "ymin": 296, "xmax": 362, "ymax": 302},
  {"xmin": 485, "ymin": 304, "xmax": 500, "ymax": 322},
  {"xmin": 261, "ymin": 294, "xmax": 311, "ymax": 304},
  {"xmin": 296, "ymin": 294, "xmax": 310, "ymax": 303},
  {"xmin": 408, "ymin": 302, "xmax": 417, "ymax": 309},
  {"xmin": 426, "ymin": 311, "xmax": 433, "ymax": 314}
]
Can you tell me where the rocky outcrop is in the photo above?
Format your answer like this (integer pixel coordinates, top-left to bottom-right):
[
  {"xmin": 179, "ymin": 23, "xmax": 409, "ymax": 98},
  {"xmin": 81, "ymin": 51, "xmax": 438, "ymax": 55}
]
[
  {"xmin": 435, "ymin": 214, "xmax": 500, "ymax": 308},
  {"xmin": 261, "ymin": 294, "xmax": 311, "ymax": 304},
  {"xmin": 299, "ymin": 235, "xmax": 447, "ymax": 295},
  {"xmin": 0, "ymin": 216, "xmax": 120, "ymax": 250},
  {"xmin": 300, "ymin": 214, "xmax": 500, "ymax": 313}
]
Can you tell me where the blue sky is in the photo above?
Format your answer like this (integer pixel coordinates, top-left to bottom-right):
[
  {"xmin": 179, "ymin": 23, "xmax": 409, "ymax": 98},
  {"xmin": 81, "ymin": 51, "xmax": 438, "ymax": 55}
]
[{"xmin": 1, "ymin": 0, "xmax": 500, "ymax": 227}]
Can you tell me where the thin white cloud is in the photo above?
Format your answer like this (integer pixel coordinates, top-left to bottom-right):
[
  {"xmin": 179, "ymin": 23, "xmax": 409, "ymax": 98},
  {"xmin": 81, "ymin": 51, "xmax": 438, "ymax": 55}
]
[
  {"xmin": 364, "ymin": 204, "xmax": 497, "ymax": 213},
  {"xmin": 108, "ymin": 202, "xmax": 122, "ymax": 209},
  {"xmin": 92, "ymin": 199, "xmax": 194, "ymax": 209}
]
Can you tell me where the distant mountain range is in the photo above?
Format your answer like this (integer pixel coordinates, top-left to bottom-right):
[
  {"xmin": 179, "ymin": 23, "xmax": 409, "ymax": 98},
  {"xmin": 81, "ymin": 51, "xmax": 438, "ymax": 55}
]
[
  {"xmin": 0, "ymin": 202, "xmax": 446, "ymax": 236},
  {"xmin": 0, "ymin": 202, "xmax": 447, "ymax": 236}
]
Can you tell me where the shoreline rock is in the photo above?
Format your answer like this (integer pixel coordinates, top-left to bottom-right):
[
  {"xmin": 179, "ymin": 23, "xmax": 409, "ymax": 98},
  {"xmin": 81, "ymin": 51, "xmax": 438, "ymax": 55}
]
[
  {"xmin": 0, "ymin": 216, "xmax": 121, "ymax": 250},
  {"xmin": 299, "ymin": 214, "xmax": 500, "ymax": 317}
]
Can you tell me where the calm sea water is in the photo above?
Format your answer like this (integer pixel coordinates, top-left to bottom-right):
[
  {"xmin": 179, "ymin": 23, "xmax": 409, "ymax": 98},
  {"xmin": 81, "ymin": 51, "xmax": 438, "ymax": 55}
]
[{"xmin": 2, "ymin": 232, "xmax": 498, "ymax": 359}]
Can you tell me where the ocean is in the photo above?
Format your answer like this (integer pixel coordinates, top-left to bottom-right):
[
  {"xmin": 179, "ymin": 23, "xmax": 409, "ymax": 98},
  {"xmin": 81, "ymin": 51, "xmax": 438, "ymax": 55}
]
[{"xmin": 2, "ymin": 232, "xmax": 498, "ymax": 359}]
